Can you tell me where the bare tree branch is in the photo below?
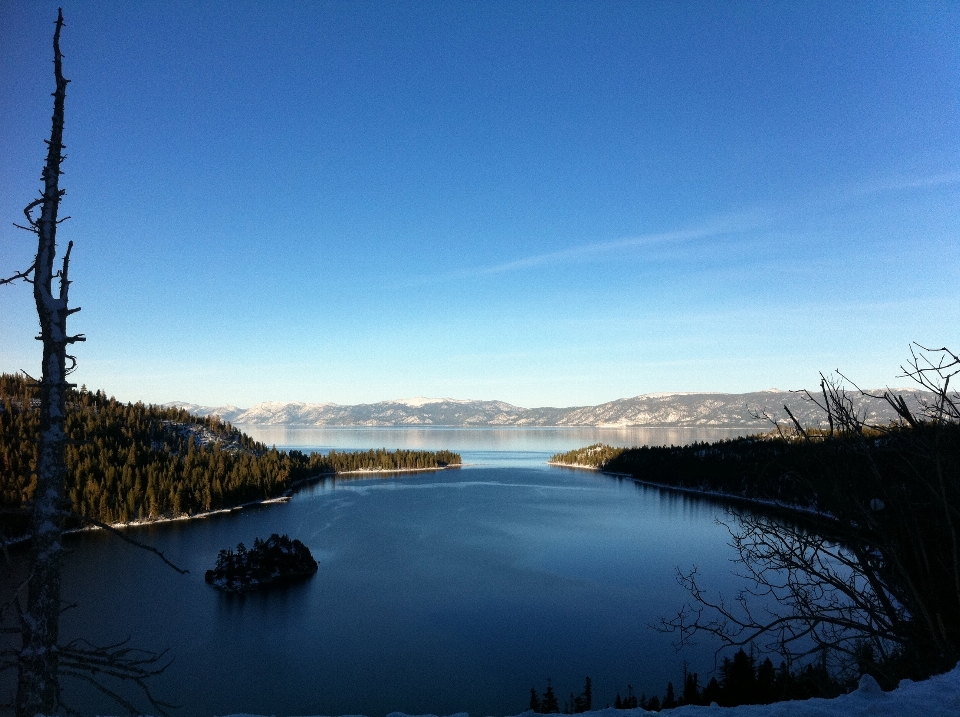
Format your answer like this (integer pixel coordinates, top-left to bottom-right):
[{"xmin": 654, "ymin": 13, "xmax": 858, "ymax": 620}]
[
  {"xmin": 63, "ymin": 512, "xmax": 189, "ymax": 575},
  {"xmin": 58, "ymin": 636, "xmax": 179, "ymax": 717},
  {"xmin": 661, "ymin": 345, "xmax": 960, "ymax": 684},
  {"xmin": 0, "ymin": 263, "xmax": 38, "ymax": 286}
]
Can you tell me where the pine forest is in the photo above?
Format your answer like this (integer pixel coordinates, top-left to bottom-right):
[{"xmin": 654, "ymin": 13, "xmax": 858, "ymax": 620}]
[{"xmin": 0, "ymin": 373, "xmax": 460, "ymax": 539}]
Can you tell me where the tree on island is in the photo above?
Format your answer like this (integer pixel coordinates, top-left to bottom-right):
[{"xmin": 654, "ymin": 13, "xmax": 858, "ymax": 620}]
[{"xmin": 205, "ymin": 534, "xmax": 319, "ymax": 592}]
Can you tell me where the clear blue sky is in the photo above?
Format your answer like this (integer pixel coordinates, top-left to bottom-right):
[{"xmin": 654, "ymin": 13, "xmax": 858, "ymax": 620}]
[{"xmin": 2, "ymin": 1, "xmax": 958, "ymax": 408}]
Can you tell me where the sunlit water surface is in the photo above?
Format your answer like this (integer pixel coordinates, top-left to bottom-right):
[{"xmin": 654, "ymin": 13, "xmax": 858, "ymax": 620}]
[{"xmin": 49, "ymin": 427, "xmax": 764, "ymax": 716}]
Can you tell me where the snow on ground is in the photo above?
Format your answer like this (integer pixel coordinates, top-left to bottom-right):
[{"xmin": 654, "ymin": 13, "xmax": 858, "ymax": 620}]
[{"xmin": 218, "ymin": 664, "xmax": 960, "ymax": 717}]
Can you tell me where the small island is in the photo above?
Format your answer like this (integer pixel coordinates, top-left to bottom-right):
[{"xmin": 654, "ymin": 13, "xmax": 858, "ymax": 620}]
[{"xmin": 205, "ymin": 533, "xmax": 319, "ymax": 592}]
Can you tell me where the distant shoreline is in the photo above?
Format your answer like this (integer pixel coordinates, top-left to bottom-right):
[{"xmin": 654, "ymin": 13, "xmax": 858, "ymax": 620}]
[{"xmin": 238, "ymin": 424, "xmax": 760, "ymax": 429}]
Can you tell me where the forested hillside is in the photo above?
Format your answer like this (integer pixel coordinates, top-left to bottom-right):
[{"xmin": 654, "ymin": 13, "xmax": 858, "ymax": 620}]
[
  {"xmin": 552, "ymin": 427, "xmax": 960, "ymax": 513},
  {"xmin": 0, "ymin": 374, "xmax": 459, "ymax": 538}
]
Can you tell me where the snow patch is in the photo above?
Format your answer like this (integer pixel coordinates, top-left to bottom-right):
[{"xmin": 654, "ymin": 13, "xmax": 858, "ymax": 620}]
[
  {"xmin": 638, "ymin": 392, "xmax": 699, "ymax": 399},
  {"xmin": 209, "ymin": 663, "xmax": 960, "ymax": 717},
  {"xmin": 389, "ymin": 397, "xmax": 473, "ymax": 407}
]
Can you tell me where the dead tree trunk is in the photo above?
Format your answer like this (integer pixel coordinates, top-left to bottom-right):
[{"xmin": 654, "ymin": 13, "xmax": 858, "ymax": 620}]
[
  {"xmin": 3, "ymin": 13, "xmax": 181, "ymax": 714},
  {"xmin": 12, "ymin": 10, "xmax": 84, "ymax": 716}
]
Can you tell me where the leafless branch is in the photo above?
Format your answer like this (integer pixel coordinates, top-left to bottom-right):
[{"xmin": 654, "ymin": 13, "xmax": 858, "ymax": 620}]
[
  {"xmin": 58, "ymin": 239, "xmax": 73, "ymax": 299},
  {"xmin": 781, "ymin": 405, "xmax": 808, "ymax": 441},
  {"xmin": 657, "ymin": 511, "xmax": 906, "ymax": 680},
  {"xmin": 663, "ymin": 346, "xmax": 960, "ymax": 683},
  {"xmin": 21, "ymin": 197, "xmax": 45, "ymax": 228},
  {"xmin": 58, "ymin": 636, "xmax": 178, "ymax": 716},
  {"xmin": 0, "ymin": 264, "xmax": 38, "ymax": 286},
  {"xmin": 61, "ymin": 512, "xmax": 189, "ymax": 574}
]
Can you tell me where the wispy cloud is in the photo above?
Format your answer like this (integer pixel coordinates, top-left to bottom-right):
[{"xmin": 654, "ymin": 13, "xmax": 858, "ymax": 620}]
[
  {"xmin": 398, "ymin": 169, "xmax": 960, "ymax": 289},
  {"xmin": 473, "ymin": 222, "xmax": 741, "ymax": 276},
  {"xmin": 405, "ymin": 211, "xmax": 769, "ymax": 285},
  {"xmin": 851, "ymin": 171, "xmax": 960, "ymax": 196}
]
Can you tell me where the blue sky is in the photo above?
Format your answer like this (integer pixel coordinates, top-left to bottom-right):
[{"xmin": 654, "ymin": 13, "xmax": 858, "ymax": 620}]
[{"xmin": 1, "ymin": 1, "xmax": 958, "ymax": 408}]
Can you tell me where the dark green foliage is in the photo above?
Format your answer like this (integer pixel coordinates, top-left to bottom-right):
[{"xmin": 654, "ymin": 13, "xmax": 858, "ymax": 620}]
[
  {"xmin": 204, "ymin": 533, "xmax": 318, "ymax": 592},
  {"xmin": 550, "ymin": 444, "xmax": 626, "ymax": 468},
  {"xmin": 528, "ymin": 687, "xmax": 541, "ymax": 713},
  {"xmin": 529, "ymin": 677, "xmax": 589, "ymax": 714},
  {"xmin": 526, "ymin": 655, "xmax": 849, "ymax": 712},
  {"xmin": 0, "ymin": 374, "xmax": 461, "ymax": 539},
  {"xmin": 682, "ymin": 672, "xmax": 700, "ymax": 705},
  {"xmin": 554, "ymin": 425, "xmax": 960, "ymax": 526},
  {"xmin": 701, "ymin": 676, "xmax": 721, "ymax": 705},
  {"xmin": 1, "ymin": 377, "xmax": 290, "ymax": 532},
  {"xmin": 608, "ymin": 649, "xmax": 843, "ymax": 711},
  {"xmin": 291, "ymin": 447, "xmax": 461, "ymax": 476},
  {"xmin": 721, "ymin": 648, "xmax": 757, "ymax": 706},
  {"xmin": 541, "ymin": 679, "xmax": 559, "ymax": 713},
  {"xmin": 571, "ymin": 677, "xmax": 591, "ymax": 713},
  {"xmin": 661, "ymin": 681, "xmax": 676, "ymax": 709},
  {"xmin": 756, "ymin": 657, "xmax": 776, "ymax": 704},
  {"xmin": 613, "ymin": 684, "xmax": 636, "ymax": 710}
]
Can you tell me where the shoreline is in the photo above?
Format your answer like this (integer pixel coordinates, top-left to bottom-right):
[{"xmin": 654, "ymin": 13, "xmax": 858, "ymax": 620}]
[
  {"xmin": 18, "ymin": 463, "xmax": 464, "ymax": 541},
  {"xmin": 548, "ymin": 460, "xmax": 832, "ymax": 521}
]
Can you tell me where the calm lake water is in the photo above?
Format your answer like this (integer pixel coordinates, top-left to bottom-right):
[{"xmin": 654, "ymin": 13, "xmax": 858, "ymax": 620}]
[{"xmin": 49, "ymin": 427, "xmax": 761, "ymax": 716}]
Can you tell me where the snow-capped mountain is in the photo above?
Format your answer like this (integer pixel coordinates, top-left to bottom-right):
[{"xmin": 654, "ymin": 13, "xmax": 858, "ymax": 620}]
[
  {"xmin": 163, "ymin": 389, "xmax": 930, "ymax": 428},
  {"xmin": 163, "ymin": 401, "xmax": 243, "ymax": 418}
]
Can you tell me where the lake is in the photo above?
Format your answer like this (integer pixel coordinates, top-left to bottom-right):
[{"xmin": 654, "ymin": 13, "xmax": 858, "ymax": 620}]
[{"xmin": 48, "ymin": 427, "xmax": 761, "ymax": 716}]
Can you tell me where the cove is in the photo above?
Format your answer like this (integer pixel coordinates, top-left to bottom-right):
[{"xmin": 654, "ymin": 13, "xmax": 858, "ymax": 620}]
[{"xmin": 52, "ymin": 428, "xmax": 760, "ymax": 716}]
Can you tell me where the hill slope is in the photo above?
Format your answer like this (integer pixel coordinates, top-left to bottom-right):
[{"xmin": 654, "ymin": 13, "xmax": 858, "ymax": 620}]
[{"xmin": 0, "ymin": 375, "xmax": 459, "ymax": 536}]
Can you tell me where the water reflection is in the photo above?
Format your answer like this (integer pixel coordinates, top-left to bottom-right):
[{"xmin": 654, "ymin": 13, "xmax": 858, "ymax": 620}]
[
  {"xmin": 20, "ymin": 428, "xmax": 774, "ymax": 717},
  {"xmin": 239, "ymin": 425, "xmax": 755, "ymax": 456}
]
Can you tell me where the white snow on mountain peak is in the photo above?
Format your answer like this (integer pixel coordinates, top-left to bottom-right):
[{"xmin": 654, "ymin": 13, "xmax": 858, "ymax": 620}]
[
  {"xmin": 639, "ymin": 391, "xmax": 698, "ymax": 399},
  {"xmin": 389, "ymin": 397, "xmax": 473, "ymax": 407},
  {"xmin": 160, "ymin": 389, "xmax": 933, "ymax": 428}
]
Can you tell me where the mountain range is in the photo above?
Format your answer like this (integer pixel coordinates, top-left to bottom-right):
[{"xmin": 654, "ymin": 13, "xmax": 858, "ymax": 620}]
[{"xmin": 164, "ymin": 389, "xmax": 929, "ymax": 429}]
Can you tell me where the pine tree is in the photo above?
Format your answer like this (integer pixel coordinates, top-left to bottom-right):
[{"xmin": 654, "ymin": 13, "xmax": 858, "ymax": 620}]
[
  {"xmin": 756, "ymin": 657, "xmax": 776, "ymax": 704},
  {"xmin": 702, "ymin": 677, "xmax": 721, "ymax": 705},
  {"xmin": 662, "ymin": 681, "xmax": 676, "ymax": 709},
  {"xmin": 529, "ymin": 687, "xmax": 541, "ymax": 713},
  {"xmin": 721, "ymin": 648, "xmax": 757, "ymax": 706},
  {"xmin": 541, "ymin": 679, "xmax": 560, "ymax": 713},
  {"xmin": 682, "ymin": 671, "xmax": 701, "ymax": 705}
]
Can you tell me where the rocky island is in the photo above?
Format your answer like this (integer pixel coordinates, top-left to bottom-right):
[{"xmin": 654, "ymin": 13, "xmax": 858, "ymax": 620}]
[{"xmin": 205, "ymin": 533, "xmax": 319, "ymax": 592}]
